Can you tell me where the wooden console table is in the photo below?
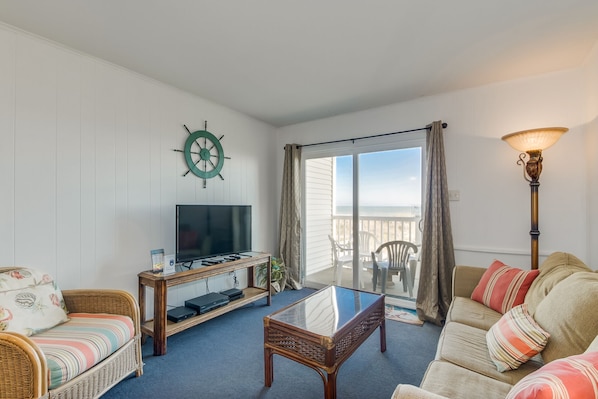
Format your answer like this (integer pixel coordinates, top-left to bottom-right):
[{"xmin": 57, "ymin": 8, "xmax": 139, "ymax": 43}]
[{"xmin": 138, "ymin": 252, "xmax": 271, "ymax": 355}]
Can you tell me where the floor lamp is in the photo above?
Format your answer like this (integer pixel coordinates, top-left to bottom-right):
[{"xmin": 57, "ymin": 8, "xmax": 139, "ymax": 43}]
[{"xmin": 501, "ymin": 127, "xmax": 568, "ymax": 269}]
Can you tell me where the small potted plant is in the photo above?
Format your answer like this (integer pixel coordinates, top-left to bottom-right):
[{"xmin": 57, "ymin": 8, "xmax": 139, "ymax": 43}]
[{"xmin": 257, "ymin": 257, "xmax": 286, "ymax": 294}]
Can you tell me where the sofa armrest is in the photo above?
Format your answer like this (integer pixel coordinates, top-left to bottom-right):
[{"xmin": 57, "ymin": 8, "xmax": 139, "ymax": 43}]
[
  {"xmin": 62, "ymin": 289, "xmax": 141, "ymax": 336},
  {"xmin": 0, "ymin": 332, "xmax": 48, "ymax": 399},
  {"xmin": 392, "ymin": 384, "xmax": 450, "ymax": 399},
  {"xmin": 452, "ymin": 265, "xmax": 487, "ymax": 298}
]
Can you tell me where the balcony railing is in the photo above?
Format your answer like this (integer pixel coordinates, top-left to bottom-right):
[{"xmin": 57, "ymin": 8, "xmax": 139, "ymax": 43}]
[{"xmin": 333, "ymin": 215, "xmax": 421, "ymax": 247}]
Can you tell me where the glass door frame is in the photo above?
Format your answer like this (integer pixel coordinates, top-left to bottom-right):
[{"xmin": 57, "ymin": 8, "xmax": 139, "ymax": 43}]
[{"xmin": 301, "ymin": 133, "xmax": 427, "ymax": 291}]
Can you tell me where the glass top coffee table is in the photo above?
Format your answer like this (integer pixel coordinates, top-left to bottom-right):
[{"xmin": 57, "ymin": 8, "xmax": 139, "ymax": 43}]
[{"xmin": 263, "ymin": 285, "xmax": 386, "ymax": 399}]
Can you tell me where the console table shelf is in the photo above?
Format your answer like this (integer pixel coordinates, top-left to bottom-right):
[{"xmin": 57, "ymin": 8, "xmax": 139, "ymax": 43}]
[{"xmin": 138, "ymin": 252, "xmax": 271, "ymax": 355}]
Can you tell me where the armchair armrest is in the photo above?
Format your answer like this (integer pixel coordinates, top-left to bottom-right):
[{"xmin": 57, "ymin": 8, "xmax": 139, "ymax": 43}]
[
  {"xmin": 452, "ymin": 265, "xmax": 487, "ymax": 298},
  {"xmin": 0, "ymin": 332, "xmax": 48, "ymax": 399},
  {"xmin": 392, "ymin": 384, "xmax": 450, "ymax": 399},
  {"xmin": 62, "ymin": 289, "xmax": 141, "ymax": 336}
]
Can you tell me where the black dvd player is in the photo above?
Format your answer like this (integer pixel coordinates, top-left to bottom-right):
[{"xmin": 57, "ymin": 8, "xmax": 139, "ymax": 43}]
[
  {"xmin": 185, "ymin": 292, "xmax": 230, "ymax": 314},
  {"xmin": 167, "ymin": 306, "xmax": 197, "ymax": 323}
]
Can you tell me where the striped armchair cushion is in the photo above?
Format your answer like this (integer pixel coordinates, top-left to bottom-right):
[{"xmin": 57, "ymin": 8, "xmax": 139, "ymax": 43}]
[{"xmin": 30, "ymin": 313, "xmax": 135, "ymax": 389}]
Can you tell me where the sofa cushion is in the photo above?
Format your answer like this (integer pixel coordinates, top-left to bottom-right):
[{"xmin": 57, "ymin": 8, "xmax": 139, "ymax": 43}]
[
  {"xmin": 505, "ymin": 351, "xmax": 598, "ymax": 399},
  {"xmin": 392, "ymin": 384, "xmax": 450, "ymax": 399},
  {"xmin": 471, "ymin": 260, "xmax": 540, "ymax": 314},
  {"xmin": 486, "ymin": 304, "xmax": 550, "ymax": 372},
  {"xmin": 30, "ymin": 313, "xmax": 135, "ymax": 389},
  {"xmin": 420, "ymin": 360, "xmax": 513, "ymax": 399},
  {"xmin": 0, "ymin": 268, "xmax": 69, "ymax": 336},
  {"xmin": 524, "ymin": 252, "xmax": 590, "ymax": 315},
  {"xmin": 446, "ymin": 296, "xmax": 502, "ymax": 331},
  {"xmin": 534, "ymin": 272, "xmax": 598, "ymax": 363},
  {"xmin": 437, "ymin": 322, "xmax": 544, "ymax": 385}
]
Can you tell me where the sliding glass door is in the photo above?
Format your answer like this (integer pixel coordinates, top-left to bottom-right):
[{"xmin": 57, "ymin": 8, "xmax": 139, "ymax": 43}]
[{"xmin": 303, "ymin": 139, "xmax": 424, "ymax": 301}]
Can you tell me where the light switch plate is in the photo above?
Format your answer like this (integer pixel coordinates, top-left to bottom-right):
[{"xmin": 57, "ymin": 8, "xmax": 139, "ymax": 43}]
[{"xmin": 449, "ymin": 190, "xmax": 460, "ymax": 201}]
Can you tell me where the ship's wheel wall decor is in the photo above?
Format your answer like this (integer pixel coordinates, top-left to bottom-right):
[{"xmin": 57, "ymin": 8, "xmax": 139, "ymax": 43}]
[{"xmin": 174, "ymin": 122, "xmax": 229, "ymax": 188}]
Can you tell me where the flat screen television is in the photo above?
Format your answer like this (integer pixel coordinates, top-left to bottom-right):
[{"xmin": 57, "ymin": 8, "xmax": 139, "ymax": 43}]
[{"xmin": 175, "ymin": 204, "xmax": 252, "ymax": 263}]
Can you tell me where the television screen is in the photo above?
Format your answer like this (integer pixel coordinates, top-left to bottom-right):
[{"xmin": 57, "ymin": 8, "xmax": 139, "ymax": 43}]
[{"xmin": 176, "ymin": 205, "xmax": 252, "ymax": 263}]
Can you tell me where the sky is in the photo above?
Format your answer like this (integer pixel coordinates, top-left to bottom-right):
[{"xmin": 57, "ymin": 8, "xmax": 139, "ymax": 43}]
[{"xmin": 334, "ymin": 147, "xmax": 422, "ymax": 207}]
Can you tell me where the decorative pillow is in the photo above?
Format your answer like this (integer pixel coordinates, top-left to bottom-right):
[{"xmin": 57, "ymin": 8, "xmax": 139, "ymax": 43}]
[
  {"xmin": 506, "ymin": 351, "xmax": 598, "ymax": 399},
  {"xmin": 486, "ymin": 304, "xmax": 550, "ymax": 372},
  {"xmin": 0, "ymin": 268, "xmax": 69, "ymax": 336},
  {"xmin": 533, "ymin": 272, "xmax": 598, "ymax": 363},
  {"xmin": 524, "ymin": 252, "xmax": 590, "ymax": 315},
  {"xmin": 471, "ymin": 260, "xmax": 540, "ymax": 314}
]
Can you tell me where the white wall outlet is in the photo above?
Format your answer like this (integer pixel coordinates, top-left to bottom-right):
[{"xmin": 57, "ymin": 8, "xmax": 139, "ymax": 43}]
[{"xmin": 448, "ymin": 190, "xmax": 460, "ymax": 201}]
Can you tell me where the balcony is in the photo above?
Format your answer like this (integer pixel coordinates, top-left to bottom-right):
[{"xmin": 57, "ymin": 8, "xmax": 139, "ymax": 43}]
[
  {"xmin": 332, "ymin": 215, "xmax": 421, "ymax": 246},
  {"xmin": 305, "ymin": 214, "xmax": 421, "ymax": 302}
]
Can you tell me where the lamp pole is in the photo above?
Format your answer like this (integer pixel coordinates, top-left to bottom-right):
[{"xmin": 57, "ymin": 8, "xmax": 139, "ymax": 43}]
[
  {"xmin": 529, "ymin": 179, "xmax": 540, "ymax": 270},
  {"xmin": 519, "ymin": 150, "xmax": 542, "ymax": 270}
]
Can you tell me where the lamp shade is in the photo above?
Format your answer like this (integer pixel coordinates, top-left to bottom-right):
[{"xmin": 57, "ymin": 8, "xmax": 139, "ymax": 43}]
[{"xmin": 501, "ymin": 127, "xmax": 568, "ymax": 152}]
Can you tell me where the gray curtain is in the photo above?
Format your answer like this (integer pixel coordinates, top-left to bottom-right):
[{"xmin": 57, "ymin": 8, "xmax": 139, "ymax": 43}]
[
  {"xmin": 279, "ymin": 144, "xmax": 303, "ymax": 290},
  {"xmin": 416, "ymin": 121, "xmax": 455, "ymax": 325}
]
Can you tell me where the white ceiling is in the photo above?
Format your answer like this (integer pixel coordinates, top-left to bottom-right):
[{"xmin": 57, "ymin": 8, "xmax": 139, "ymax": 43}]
[{"xmin": 1, "ymin": 0, "xmax": 598, "ymax": 127}]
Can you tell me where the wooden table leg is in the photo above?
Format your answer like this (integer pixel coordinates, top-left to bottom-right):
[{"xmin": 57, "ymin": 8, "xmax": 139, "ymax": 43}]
[
  {"xmin": 264, "ymin": 347, "xmax": 274, "ymax": 387},
  {"xmin": 380, "ymin": 317, "xmax": 387, "ymax": 352},
  {"xmin": 138, "ymin": 281, "xmax": 147, "ymax": 344},
  {"xmin": 153, "ymin": 280, "xmax": 168, "ymax": 356},
  {"xmin": 325, "ymin": 371, "xmax": 337, "ymax": 399}
]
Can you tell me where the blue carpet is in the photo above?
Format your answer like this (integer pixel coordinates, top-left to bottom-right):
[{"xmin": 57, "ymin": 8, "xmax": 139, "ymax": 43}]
[{"xmin": 103, "ymin": 288, "xmax": 441, "ymax": 399}]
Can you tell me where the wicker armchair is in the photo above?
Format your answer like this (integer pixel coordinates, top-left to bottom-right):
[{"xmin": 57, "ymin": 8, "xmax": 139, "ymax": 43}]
[{"xmin": 0, "ymin": 274, "xmax": 143, "ymax": 399}]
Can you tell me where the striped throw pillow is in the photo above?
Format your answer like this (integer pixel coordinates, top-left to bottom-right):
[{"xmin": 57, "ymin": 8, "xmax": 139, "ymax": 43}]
[
  {"xmin": 506, "ymin": 351, "xmax": 598, "ymax": 399},
  {"xmin": 471, "ymin": 260, "xmax": 540, "ymax": 314},
  {"xmin": 487, "ymin": 304, "xmax": 550, "ymax": 372}
]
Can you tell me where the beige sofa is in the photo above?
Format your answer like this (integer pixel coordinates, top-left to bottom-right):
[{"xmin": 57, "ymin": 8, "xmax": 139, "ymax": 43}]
[{"xmin": 392, "ymin": 252, "xmax": 598, "ymax": 399}]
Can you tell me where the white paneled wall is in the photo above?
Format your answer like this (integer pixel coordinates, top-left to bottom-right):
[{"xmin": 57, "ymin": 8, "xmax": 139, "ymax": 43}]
[{"xmin": 0, "ymin": 24, "xmax": 277, "ymax": 301}]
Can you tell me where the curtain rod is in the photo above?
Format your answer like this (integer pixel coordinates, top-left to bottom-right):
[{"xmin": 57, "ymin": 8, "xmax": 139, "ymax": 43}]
[{"xmin": 295, "ymin": 122, "xmax": 447, "ymax": 149}]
